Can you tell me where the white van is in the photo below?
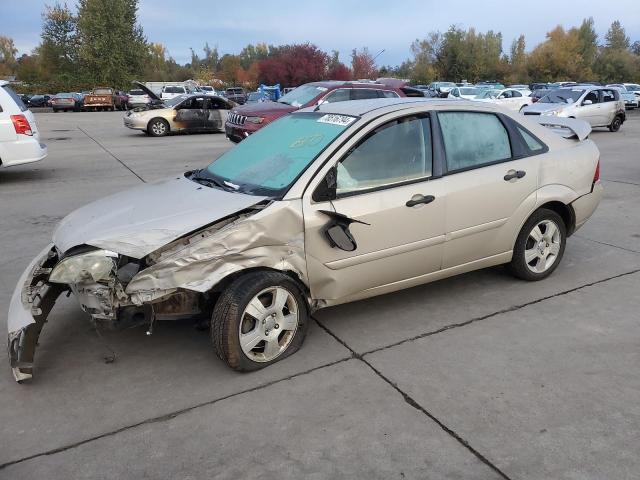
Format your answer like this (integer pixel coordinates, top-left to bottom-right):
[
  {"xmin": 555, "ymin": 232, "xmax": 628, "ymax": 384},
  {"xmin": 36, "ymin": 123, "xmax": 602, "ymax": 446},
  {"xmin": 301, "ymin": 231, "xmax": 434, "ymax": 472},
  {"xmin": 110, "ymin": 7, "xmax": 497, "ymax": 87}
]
[{"xmin": 0, "ymin": 81, "xmax": 47, "ymax": 168}]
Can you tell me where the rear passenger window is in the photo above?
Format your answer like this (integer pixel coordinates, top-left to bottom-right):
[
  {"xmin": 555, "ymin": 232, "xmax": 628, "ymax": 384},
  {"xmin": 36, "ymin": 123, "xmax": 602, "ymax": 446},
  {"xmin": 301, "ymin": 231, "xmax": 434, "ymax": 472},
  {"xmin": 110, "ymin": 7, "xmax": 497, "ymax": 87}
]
[
  {"xmin": 439, "ymin": 112, "xmax": 512, "ymax": 171},
  {"xmin": 352, "ymin": 89, "xmax": 381, "ymax": 100},
  {"xmin": 601, "ymin": 90, "xmax": 615, "ymax": 102},
  {"xmin": 517, "ymin": 127, "xmax": 545, "ymax": 152}
]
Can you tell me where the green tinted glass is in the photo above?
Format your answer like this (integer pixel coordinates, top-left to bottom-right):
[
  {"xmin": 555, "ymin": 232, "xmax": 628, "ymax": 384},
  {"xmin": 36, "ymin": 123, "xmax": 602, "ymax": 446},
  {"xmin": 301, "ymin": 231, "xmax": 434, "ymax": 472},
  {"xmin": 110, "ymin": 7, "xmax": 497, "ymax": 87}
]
[{"xmin": 207, "ymin": 113, "xmax": 354, "ymax": 193}]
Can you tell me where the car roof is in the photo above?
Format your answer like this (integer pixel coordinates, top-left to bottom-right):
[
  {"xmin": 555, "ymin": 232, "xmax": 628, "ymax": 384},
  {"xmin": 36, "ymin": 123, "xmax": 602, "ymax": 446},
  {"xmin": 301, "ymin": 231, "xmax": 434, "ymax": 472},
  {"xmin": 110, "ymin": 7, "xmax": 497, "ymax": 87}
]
[
  {"xmin": 305, "ymin": 81, "xmax": 398, "ymax": 90},
  {"xmin": 297, "ymin": 97, "xmax": 503, "ymax": 117}
]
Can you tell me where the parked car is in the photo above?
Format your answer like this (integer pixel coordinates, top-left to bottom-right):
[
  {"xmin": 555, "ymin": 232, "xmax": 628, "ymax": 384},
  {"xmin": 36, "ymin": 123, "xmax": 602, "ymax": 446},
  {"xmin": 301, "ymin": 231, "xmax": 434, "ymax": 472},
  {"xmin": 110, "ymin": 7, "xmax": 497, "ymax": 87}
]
[
  {"xmin": 622, "ymin": 83, "xmax": 640, "ymax": 98},
  {"xmin": 127, "ymin": 88, "xmax": 152, "ymax": 109},
  {"xmin": 199, "ymin": 86, "xmax": 217, "ymax": 95},
  {"xmin": 20, "ymin": 93, "xmax": 33, "ymax": 105},
  {"xmin": 123, "ymin": 83, "xmax": 235, "ymax": 137},
  {"xmin": 7, "ymin": 97, "xmax": 603, "ymax": 382},
  {"xmin": 27, "ymin": 95, "xmax": 51, "ymax": 108},
  {"xmin": 161, "ymin": 85, "xmax": 188, "ymax": 101},
  {"xmin": 246, "ymin": 91, "xmax": 272, "ymax": 104},
  {"xmin": 0, "ymin": 80, "xmax": 47, "ymax": 169},
  {"xmin": 606, "ymin": 85, "xmax": 638, "ymax": 109},
  {"xmin": 449, "ymin": 86, "xmax": 481, "ymax": 100},
  {"xmin": 476, "ymin": 81, "xmax": 506, "ymax": 90},
  {"xmin": 225, "ymin": 87, "xmax": 248, "ymax": 104},
  {"xmin": 474, "ymin": 88, "xmax": 533, "ymax": 111},
  {"xmin": 522, "ymin": 87, "xmax": 626, "ymax": 132},
  {"xmin": 50, "ymin": 93, "xmax": 84, "ymax": 112},
  {"xmin": 530, "ymin": 83, "xmax": 549, "ymax": 91},
  {"xmin": 225, "ymin": 81, "xmax": 404, "ymax": 143},
  {"xmin": 428, "ymin": 81, "xmax": 457, "ymax": 97},
  {"xmin": 84, "ymin": 87, "xmax": 117, "ymax": 111}
]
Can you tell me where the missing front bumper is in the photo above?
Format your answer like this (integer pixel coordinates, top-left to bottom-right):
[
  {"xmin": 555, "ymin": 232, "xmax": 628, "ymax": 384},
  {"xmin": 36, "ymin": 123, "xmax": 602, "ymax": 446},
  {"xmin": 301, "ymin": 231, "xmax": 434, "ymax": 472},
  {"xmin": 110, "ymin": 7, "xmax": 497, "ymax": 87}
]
[{"xmin": 7, "ymin": 244, "xmax": 65, "ymax": 383}]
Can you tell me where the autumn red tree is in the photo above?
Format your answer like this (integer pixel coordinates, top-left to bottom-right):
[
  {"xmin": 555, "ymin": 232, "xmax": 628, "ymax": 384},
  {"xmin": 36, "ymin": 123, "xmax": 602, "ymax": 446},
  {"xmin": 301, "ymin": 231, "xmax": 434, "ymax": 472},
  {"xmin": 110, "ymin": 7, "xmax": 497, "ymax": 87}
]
[
  {"xmin": 327, "ymin": 62, "xmax": 352, "ymax": 80},
  {"xmin": 258, "ymin": 43, "xmax": 329, "ymax": 86},
  {"xmin": 351, "ymin": 47, "xmax": 378, "ymax": 80}
]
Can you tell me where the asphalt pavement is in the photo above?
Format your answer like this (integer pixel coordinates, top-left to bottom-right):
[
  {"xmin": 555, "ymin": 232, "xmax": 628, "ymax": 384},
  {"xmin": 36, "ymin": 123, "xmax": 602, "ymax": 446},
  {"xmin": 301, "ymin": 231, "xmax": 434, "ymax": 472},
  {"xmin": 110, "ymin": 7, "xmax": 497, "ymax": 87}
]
[{"xmin": 0, "ymin": 109, "xmax": 639, "ymax": 479}]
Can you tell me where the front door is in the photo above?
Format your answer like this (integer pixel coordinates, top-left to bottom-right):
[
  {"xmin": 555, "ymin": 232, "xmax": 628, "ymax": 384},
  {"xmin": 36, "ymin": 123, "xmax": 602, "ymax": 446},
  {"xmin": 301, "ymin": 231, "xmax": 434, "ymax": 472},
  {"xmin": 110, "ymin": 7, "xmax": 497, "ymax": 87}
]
[
  {"xmin": 303, "ymin": 113, "xmax": 446, "ymax": 302},
  {"xmin": 174, "ymin": 96, "xmax": 206, "ymax": 131},
  {"xmin": 436, "ymin": 111, "xmax": 541, "ymax": 268}
]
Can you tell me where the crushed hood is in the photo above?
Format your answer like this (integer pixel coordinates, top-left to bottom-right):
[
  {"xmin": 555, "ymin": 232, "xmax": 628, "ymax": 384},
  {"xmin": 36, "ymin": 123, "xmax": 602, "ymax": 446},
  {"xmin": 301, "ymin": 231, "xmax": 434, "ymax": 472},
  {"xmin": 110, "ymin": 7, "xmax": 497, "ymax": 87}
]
[{"xmin": 53, "ymin": 176, "xmax": 267, "ymax": 259}]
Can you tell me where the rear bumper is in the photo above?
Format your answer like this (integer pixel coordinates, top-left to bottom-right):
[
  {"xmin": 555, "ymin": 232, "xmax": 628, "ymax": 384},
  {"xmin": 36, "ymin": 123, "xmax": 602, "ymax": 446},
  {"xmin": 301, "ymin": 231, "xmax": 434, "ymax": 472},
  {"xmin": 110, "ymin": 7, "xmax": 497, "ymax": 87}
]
[
  {"xmin": 571, "ymin": 182, "xmax": 604, "ymax": 232},
  {"xmin": 0, "ymin": 138, "xmax": 47, "ymax": 168},
  {"xmin": 7, "ymin": 245, "xmax": 65, "ymax": 382}
]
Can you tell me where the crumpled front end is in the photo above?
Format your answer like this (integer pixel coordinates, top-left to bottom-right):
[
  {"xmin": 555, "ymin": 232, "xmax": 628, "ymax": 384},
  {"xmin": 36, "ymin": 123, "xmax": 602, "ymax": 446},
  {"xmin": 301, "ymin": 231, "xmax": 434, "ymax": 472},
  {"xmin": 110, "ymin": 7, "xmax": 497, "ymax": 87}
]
[
  {"xmin": 7, "ymin": 244, "xmax": 65, "ymax": 382},
  {"xmin": 6, "ymin": 200, "xmax": 309, "ymax": 383}
]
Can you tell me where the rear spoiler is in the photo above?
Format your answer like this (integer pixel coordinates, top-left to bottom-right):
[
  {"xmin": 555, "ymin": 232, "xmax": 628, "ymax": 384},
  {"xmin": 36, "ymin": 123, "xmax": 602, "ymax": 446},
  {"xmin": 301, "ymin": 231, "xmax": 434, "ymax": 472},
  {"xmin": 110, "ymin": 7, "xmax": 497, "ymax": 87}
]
[{"xmin": 534, "ymin": 116, "xmax": 591, "ymax": 141}]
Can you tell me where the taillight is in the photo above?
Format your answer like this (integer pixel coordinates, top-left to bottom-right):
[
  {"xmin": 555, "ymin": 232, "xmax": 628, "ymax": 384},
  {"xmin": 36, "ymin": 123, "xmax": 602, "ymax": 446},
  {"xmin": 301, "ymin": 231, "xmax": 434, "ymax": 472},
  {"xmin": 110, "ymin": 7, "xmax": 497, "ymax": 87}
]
[
  {"xmin": 11, "ymin": 114, "xmax": 33, "ymax": 136},
  {"xmin": 593, "ymin": 160, "xmax": 600, "ymax": 183}
]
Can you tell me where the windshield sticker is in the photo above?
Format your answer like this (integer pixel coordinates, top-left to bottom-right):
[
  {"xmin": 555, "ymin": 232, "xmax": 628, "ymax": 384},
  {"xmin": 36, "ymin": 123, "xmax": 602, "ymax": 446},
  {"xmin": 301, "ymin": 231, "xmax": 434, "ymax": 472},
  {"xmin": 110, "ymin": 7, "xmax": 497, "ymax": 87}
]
[{"xmin": 317, "ymin": 114, "xmax": 356, "ymax": 126}]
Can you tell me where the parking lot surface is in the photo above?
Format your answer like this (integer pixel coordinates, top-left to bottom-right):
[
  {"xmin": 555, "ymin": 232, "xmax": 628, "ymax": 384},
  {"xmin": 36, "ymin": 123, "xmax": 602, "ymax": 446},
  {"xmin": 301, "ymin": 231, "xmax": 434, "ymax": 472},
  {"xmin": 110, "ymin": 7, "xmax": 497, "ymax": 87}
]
[{"xmin": 1, "ymin": 110, "xmax": 639, "ymax": 479}]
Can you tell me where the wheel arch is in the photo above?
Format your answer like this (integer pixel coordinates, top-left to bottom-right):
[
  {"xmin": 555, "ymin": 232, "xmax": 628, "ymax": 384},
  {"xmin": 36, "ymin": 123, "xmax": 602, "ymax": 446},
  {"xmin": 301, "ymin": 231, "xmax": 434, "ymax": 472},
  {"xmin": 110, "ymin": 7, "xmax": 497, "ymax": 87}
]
[
  {"xmin": 209, "ymin": 266, "xmax": 310, "ymax": 300},
  {"xmin": 537, "ymin": 200, "xmax": 576, "ymax": 236}
]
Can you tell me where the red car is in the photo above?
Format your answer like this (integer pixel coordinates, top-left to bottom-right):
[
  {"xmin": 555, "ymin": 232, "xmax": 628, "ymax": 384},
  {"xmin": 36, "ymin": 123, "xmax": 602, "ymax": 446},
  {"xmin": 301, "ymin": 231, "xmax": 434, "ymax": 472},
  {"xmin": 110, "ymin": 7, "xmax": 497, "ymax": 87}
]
[{"xmin": 225, "ymin": 81, "xmax": 406, "ymax": 143}]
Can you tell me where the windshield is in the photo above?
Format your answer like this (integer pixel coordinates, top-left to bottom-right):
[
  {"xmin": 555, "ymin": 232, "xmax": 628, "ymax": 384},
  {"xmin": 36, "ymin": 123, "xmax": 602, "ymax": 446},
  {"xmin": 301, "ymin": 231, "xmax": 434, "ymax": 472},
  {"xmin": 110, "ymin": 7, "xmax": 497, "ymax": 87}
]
[
  {"xmin": 539, "ymin": 89, "xmax": 584, "ymax": 104},
  {"xmin": 94, "ymin": 88, "xmax": 112, "ymax": 95},
  {"xmin": 278, "ymin": 85, "xmax": 327, "ymax": 107},
  {"xmin": 460, "ymin": 87, "xmax": 479, "ymax": 95},
  {"xmin": 202, "ymin": 112, "xmax": 356, "ymax": 196},
  {"xmin": 164, "ymin": 86, "xmax": 184, "ymax": 94},
  {"xmin": 625, "ymin": 84, "xmax": 640, "ymax": 92},
  {"xmin": 129, "ymin": 89, "xmax": 145, "ymax": 95}
]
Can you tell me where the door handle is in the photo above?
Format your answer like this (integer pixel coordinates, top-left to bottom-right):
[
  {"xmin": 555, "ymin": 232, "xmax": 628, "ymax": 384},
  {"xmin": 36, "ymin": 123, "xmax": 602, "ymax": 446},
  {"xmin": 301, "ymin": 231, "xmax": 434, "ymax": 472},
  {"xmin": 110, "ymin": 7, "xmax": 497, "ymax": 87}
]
[
  {"xmin": 504, "ymin": 170, "xmax": 526, "ymax": 181},
  {"xmin": 406, "ymin": 195, "xmax": 435, "ymax": 207}
]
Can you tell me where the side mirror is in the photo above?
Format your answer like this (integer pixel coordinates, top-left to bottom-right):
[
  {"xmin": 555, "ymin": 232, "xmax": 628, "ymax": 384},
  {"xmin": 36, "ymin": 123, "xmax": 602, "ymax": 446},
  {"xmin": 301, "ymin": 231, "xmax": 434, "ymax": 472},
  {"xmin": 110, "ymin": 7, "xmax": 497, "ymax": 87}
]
[
  {"xmin": 583, "ymin": 99, "xmax": 593, "ymax": 105},
  {"xmin": 312, "ymin": 166, "xmax": 337, "ymax": 202},
  {"xmin": 325, "ymin": 224, "xmax": 358, "ymax": 251}
]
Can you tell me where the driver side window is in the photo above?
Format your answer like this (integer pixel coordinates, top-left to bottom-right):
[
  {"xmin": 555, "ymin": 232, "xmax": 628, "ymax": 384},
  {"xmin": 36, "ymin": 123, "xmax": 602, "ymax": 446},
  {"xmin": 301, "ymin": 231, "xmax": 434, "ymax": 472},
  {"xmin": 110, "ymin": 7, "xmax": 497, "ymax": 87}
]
[
  {"xmin": 336, "ymin": 116, "xmax": 433, "ymax": 194},
  {"xmin": 583, "ymin": 91, "xmax": 599, "ymax": 104}
]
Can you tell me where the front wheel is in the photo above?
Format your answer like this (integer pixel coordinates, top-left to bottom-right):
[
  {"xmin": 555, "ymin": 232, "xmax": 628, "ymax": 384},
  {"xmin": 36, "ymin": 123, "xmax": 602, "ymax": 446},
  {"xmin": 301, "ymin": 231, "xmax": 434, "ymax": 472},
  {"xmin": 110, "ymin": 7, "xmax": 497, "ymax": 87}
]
[
  {"xmin": 609, "ymin": 115, "xmax": 622, "ymax": 132},
  {"xmin": 211, "ymin": 271, "xmax": 309, "ymax": 371},
  {"xmin": 507, "ymin": 208, "xmax": 566, "ymax": 281},
  {"xmin": 148, "ymin": 118, "xmax": 169, "ymax": 137}
]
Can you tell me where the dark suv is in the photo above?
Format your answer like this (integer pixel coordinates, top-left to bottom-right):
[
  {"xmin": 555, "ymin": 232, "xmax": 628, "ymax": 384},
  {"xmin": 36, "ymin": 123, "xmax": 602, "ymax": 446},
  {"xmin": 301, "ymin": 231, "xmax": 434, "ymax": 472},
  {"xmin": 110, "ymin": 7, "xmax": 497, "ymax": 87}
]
[
  {"xmin": 225, "ymin": 81, "xmax": 405, "ymax": 143},
  {"xmin": 225, "ymin": 87, "xmax": 248, "ymax": 105}
]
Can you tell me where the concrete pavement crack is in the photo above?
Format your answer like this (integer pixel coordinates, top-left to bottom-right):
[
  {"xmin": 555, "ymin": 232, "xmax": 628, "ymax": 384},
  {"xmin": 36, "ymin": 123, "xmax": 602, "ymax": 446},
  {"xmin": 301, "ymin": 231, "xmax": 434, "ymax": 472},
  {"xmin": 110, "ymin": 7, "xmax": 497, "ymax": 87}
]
[
  {"xmin": 574, "ymin": 235, "xmax": 640, "ymax": 254},
  {"xmin": 361, "ymin": 267, "xmax": 640, "ymax": 357},
  {"xmin": 77, "ymin": 126, "xmax": 146, "ymax": 183},
  {"xmin": 0, "ymin": 356, "xmax": 352, "ymax": 470},
  {"xmin": 313, "ymin": 316, "xmax": 513, "ymax": 480},
  {"xmin": 602, "ymin": 178, "xmax": 640, "ymax": 187}
]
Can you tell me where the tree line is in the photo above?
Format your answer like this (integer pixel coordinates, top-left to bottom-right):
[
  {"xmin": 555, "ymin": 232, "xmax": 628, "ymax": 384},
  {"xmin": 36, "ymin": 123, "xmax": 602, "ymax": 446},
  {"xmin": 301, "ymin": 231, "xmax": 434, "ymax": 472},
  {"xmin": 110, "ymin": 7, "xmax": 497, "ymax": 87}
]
[{"xmin": 0, "ymin": 0, "xmax": 638, "ymax": 94}]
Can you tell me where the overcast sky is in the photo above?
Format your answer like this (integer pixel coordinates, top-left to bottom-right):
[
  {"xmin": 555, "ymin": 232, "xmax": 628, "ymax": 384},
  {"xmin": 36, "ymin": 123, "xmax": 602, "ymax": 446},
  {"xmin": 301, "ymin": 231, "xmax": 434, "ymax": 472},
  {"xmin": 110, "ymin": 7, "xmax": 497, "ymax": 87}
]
[{"xmin": 2, "ymin": 0, "xmax": 639, "ymax": 65}]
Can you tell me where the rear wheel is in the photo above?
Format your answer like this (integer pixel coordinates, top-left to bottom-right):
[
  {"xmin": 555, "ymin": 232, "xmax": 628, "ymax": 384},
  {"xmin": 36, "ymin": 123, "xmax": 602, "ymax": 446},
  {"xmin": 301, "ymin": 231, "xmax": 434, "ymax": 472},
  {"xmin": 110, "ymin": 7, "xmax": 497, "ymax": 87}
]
[
  {"xmin": 211, "ymin": 271, "xmax": 309, "ymax": 371},
  {"xmin": 508, "ymin": 208, "xmax": 566, "ymax": 281},
  {"xmin": 609, "ymin": 115, "xmax": 622, "ymax": 132},
  {"xmin": 148, "ymin": 118, "xmax": 169, "ymax": 137}
]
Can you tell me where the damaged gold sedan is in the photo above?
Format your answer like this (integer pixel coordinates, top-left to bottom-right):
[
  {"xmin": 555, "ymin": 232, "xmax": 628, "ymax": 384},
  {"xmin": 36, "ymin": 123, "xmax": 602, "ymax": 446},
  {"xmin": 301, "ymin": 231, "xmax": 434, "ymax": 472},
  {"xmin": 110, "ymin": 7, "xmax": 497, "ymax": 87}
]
[{"xmin": 8, "ymin": 98, "xmax": 603, "ymax": 382}]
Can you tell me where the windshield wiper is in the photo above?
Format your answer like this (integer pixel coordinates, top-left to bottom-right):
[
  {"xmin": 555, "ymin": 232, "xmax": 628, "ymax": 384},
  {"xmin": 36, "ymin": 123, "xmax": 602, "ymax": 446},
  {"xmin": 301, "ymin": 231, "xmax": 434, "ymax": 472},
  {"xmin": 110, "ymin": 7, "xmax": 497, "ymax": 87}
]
[{"xmin": 189, "ymin": 170, "xmax": 238, "ymax": 192}]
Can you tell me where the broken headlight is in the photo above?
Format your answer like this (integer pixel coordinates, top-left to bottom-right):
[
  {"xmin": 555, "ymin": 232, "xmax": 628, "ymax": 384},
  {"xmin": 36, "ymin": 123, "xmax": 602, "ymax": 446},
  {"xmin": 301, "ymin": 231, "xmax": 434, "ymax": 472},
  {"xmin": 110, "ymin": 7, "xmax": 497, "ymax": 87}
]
[{"xmin": 49, "ymin": 250, "xmax": 117, "ymax": 284}]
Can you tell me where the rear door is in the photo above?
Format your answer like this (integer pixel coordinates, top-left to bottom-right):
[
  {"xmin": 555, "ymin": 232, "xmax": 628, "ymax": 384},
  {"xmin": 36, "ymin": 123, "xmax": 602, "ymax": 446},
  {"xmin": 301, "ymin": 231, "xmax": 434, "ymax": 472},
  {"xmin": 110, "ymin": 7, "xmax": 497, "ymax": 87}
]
[
  {"xmin": 203, "ymin": 97, "xmax": 230, "ymax": 130},
  {"xmin": 577, "ymin": 90, "xmax": 601, "ymax": 126},
  {"xmin": 436, "ymin": 110, "xmax": 542, "ymax": 268}
]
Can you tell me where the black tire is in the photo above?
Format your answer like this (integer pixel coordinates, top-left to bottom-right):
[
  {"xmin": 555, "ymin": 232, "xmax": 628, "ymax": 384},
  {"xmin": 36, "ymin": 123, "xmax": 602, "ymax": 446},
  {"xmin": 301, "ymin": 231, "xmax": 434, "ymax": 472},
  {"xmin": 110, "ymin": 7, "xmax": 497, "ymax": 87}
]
[
  {"xmin": 507, "ymin": 208, "xmax": 566, "ymax": 281},
  {"xmin": 211, "ymin": 271, "xmax": 309, "ymax": 372},
  {"xmin": 609, "ymin": 115, "xmax": 622, "ymax": 132},
  {"xmin": 147, "ymin": 118, "xmax": 169, "ymax": 137}
]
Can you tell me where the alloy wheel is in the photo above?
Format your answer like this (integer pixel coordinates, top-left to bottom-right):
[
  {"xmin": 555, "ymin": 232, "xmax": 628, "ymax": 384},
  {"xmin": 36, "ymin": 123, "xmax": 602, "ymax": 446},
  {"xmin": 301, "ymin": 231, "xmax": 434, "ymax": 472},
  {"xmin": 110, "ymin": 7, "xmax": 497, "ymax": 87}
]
[
  {"xmin": 239, "ymin": 286, "xmax": 299, "ymax": 362},
  {"xmin": 524, "ymin": 219, "xmax": 562, "ymax": 274}
]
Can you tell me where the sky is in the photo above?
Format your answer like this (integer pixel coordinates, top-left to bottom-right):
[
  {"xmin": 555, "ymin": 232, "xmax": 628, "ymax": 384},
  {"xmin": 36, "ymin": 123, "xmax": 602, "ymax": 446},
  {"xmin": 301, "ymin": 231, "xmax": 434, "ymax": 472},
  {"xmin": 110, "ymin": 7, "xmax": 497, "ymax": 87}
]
[{"xmin": 1, "ymin": 0, "xmax": 639, "ymax": 66}]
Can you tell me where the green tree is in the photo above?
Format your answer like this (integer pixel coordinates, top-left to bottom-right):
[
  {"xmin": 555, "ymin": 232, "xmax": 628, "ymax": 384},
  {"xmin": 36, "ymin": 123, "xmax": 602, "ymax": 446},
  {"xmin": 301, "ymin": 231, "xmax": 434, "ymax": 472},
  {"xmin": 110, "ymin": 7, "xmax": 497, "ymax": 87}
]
[
  {"xmin": 576, "ymin": 17, "xmax": 597, "ymax": 74},
  {"xmin": 0, "ymin": 36, "xmax": 18, "ymax": 76},
  {"xmin": 605, "ymin": 20, "xmax": 630, "ymax": 50},
  {"xmin": 75, "ymin": 0, "xmax": 148, "ymax": 88},
  {"xmin": 38, "ymin": 2, "xmax": 78, "ymax": 89},
  {"xmin": 508, "ymin": 34, "xmax": 528, "ymax": 83}
]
